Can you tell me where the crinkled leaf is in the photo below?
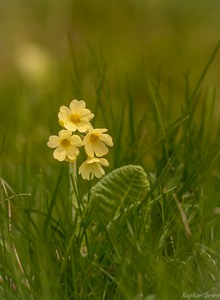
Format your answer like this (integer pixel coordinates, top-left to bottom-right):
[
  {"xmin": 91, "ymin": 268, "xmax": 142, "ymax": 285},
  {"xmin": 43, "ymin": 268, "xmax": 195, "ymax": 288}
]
[{"xmin": 84, "ymin": 165, "xmax": 150, "ymax": 226}]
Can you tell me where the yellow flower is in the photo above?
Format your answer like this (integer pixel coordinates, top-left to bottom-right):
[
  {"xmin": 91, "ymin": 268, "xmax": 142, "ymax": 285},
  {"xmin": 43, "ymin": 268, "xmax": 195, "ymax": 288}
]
[
  {"xmin": 83, "ymin": 128, "xmax": 113, "ymax": 157},
  {"xmin": 78, "ymin": 156, "xmax": 109, "ymax": 180},
  {"xmin": 47, "ymin": 130, "xmax": 83, "ymax": 161},
  {"xmin": 58, "ymin": 99, "xmax": 94, "ymax": 132}
]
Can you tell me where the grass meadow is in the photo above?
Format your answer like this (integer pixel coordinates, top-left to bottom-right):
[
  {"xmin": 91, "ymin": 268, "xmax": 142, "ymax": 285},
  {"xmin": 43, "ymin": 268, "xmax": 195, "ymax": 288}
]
[{"xmin": 1, "ymin": 0, "xmax": 220, "ymax": 299}]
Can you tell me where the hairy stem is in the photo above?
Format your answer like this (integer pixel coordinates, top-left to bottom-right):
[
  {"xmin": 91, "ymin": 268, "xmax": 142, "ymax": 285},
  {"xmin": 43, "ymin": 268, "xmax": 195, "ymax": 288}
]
[{"xmin": 69, "ymin": 161, "xmax": 78, "ymax": 221}]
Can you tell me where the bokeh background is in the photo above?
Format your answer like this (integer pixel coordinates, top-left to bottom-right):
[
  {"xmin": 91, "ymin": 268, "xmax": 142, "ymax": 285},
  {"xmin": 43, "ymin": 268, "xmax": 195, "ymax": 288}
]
[
  {"xmin": 1, "ymin": 0, "xmax": 220, "ymax": 86},
  {"xmin": 1, "ymin": 0, "xmax": 220, "ymax": 191}
]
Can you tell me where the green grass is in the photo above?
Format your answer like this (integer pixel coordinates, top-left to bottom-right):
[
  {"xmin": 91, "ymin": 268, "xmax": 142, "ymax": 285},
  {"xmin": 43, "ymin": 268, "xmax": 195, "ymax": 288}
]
[
  {"xmin": 1, "ymin": 46, "xmax": 220, "ymax": 299},
  {"xmin": 1, "ymin": 1, "xmax": 220, "ymax": 299}
]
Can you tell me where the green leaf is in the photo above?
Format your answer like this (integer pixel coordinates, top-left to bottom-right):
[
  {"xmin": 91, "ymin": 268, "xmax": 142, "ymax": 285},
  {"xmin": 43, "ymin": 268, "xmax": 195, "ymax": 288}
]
[{"xmin": 84, "ymin": 165, "xmax": 150, "ymax": 226}]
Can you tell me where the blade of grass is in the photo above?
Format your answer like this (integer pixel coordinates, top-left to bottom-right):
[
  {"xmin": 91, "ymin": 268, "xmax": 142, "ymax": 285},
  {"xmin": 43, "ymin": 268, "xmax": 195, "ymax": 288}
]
[
  {"xmin": 191, "ymin": 40, "xmax": 220, "ymax": 101},
  {"xmin": 44, "ymin": 165, "xmax": 65, "ymax": 230}
]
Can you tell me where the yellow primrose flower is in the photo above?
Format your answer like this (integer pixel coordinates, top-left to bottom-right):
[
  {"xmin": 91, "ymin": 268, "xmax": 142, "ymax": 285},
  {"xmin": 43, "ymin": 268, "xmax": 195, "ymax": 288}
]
[
  {"xmin": 79, "ymin": 156, "xmax": 109, "ymax": 180},
  {"xmin": 83, "ymin": 128, "xmax": 113, "ymax": 157},
  {"xmin": 58, "ymin": 99, "xmax": 94, "ymax": 132},
  {"xmin": 47, "ymin": 129, "xmax": 83, "ymax": 161}
]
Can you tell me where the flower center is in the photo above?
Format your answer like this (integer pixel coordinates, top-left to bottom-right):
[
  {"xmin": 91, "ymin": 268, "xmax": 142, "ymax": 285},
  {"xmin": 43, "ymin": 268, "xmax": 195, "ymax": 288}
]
[
  {"xmin": 61, "ymin": 139, "xmax": 70, "ymax": 147},
  {"xmin": 70, "ymin": 114, "xmax": 80, "ymax": 124},
  {"xmin": 90, "ymin": 133, "xmax": 99, "ymax": 143}
]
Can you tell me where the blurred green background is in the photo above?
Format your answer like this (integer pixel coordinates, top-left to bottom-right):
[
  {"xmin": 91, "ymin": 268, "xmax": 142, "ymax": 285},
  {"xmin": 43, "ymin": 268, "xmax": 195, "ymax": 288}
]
[
  {"xmin": 1, "ymin": 1, "xmax": 220, "ymax": 298},
  {"xmin": 1, "ymin": 0, "xmax": 220, "ymax": 190},
  {"xmin": 1, "ymin": 0, "xmax": 220, "ymax": 83}
]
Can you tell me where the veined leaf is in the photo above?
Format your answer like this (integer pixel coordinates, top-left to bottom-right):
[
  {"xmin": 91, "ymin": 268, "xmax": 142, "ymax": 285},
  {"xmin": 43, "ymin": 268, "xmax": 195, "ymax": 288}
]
[{"xmin": 84, "ymin": 165, "xmax": 150, "ymax": 226}]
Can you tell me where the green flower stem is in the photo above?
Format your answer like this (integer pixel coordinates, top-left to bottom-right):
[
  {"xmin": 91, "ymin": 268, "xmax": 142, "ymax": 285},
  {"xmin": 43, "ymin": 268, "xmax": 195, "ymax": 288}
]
[{"xmin": 69, "ymin": 161, "xmax": 78, "ymax": 221}]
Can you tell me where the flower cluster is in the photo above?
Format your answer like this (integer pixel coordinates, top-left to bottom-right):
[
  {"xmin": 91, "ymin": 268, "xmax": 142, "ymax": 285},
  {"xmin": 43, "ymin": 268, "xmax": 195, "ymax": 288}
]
[{"xmin": 47, "ymin": 99, "xmax": 113, "ymax": 180}]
